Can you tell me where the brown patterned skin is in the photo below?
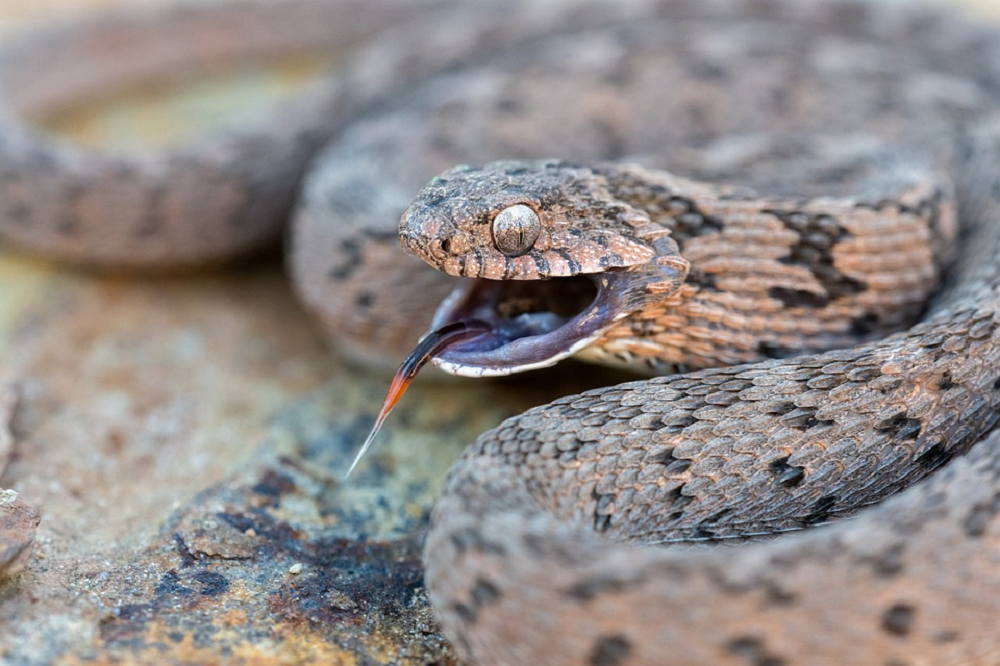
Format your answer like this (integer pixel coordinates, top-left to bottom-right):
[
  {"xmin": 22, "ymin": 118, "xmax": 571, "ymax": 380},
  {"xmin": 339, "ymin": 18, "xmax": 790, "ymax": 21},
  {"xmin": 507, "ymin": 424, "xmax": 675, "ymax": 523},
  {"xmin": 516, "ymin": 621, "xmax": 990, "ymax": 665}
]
[
  {"xmin": 0, "ymin": 0, "xmax": 450, "ymax": 268},
  {"xmin": 3, "ymin": 0, "xmax": 1000, "ymax": 665},
  {"xmin": 293, "ymin": 2, "xmax": 1000, "ymax": 664}
]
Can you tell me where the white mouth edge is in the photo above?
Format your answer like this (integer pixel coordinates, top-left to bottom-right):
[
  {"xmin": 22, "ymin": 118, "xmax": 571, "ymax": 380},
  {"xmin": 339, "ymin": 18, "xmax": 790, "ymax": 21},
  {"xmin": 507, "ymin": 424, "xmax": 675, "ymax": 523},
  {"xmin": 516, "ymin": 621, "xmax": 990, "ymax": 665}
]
[{"xmin": 430, "ymin": 333, "xmax": 602, "ymax": 378}]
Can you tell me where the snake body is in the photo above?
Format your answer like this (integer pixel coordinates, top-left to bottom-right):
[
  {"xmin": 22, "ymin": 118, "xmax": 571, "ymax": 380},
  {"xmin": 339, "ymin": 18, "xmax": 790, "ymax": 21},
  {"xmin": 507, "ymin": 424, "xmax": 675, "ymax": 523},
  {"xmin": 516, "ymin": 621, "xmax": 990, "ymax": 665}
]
[{"xmin": 3, "ymin": 1, "xmax": 1000, "ymax": 665}]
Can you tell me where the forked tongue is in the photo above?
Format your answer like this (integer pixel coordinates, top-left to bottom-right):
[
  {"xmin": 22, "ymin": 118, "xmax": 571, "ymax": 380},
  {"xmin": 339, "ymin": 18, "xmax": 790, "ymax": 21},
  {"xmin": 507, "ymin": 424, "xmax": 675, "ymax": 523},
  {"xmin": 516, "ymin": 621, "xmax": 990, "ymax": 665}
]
[{"xmin": 345, "ymin": 320, "xmax": 493, "ymax": 478}]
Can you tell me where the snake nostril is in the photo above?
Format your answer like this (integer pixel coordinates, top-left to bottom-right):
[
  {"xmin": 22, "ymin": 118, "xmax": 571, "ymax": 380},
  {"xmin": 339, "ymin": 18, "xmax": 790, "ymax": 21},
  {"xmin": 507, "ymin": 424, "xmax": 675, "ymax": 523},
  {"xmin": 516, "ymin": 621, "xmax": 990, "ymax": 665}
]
[{"xmin": 441, "ymin": 238, "xmax": 453, "ymax": 254}]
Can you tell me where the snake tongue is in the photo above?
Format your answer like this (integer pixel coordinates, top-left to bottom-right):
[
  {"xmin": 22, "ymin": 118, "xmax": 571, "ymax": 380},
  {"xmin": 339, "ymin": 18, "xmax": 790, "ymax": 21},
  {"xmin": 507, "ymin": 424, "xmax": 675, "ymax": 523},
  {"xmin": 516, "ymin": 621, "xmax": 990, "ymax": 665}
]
[{"xmin": 346, "ymin": 320, "xmax": 493, "ymax": 478}]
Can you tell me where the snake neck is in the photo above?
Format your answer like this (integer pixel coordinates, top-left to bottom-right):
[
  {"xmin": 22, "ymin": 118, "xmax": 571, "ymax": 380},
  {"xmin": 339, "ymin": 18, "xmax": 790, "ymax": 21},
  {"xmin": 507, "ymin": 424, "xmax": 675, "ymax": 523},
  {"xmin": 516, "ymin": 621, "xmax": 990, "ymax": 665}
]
[{"xmin": 578, "ymin": 163, "xmax": 956, "ymax": 373}]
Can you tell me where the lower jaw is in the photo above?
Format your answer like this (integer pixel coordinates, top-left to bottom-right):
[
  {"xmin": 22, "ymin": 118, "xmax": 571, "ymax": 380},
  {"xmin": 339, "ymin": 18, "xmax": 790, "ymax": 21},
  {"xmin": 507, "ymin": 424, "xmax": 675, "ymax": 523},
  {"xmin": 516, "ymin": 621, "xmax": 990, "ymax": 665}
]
[{"xmin": 426, "ymin": 273, "xmax": 633, "ymax": 377}]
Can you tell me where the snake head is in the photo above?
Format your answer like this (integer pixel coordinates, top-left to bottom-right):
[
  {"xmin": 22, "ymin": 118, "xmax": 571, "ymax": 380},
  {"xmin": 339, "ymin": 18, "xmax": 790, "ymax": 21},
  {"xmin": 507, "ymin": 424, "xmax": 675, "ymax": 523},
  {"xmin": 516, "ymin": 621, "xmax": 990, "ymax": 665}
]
[
  {"xmin": 398, "ymin": 159, "xmax": 689, "ymax": 376},
  {"xmin": 400, "ymin": 159, "xmax": 662, "ymax": 279}
]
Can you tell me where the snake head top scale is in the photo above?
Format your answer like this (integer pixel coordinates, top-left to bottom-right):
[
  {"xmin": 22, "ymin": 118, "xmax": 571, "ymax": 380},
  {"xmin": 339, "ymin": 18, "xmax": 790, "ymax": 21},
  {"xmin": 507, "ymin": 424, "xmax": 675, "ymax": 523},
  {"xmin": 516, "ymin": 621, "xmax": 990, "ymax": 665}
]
[{"xmin": 399, "ymin": 159, "xmax": 690, "ymax": 376}]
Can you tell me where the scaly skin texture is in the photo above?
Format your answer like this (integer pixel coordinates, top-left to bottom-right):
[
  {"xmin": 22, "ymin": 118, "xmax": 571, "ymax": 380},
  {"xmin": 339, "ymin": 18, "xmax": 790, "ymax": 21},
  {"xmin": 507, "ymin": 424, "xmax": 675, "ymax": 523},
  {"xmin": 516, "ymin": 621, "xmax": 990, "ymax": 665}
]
[
  {"xmin": 2, "ymin": 0, "xmax": 1000, "ymax": 664},
  {"xmin": 408, "ymin": 154, "xmax": 1000, "ymax": 666},
  {"xmin": 0, "ymin": 0, "xmax": 449, "ymax": 268},
  {"xmin": 293, "ymin": 2, "xmax": 1000, "ymax": 664}
]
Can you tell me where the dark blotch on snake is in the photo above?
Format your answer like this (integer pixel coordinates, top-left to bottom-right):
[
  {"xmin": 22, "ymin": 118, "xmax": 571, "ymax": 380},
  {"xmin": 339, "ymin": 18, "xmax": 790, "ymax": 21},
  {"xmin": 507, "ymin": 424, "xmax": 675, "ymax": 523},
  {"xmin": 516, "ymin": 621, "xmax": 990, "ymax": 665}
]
[
  {"xmin": 329, "ymin": 238, "xmax": 362, "ymax": 281},
  {"xmin": 850, "ymin": 312, "xmax": 880, "ymax": 336},
  {"xmin": 915, "ymin": 442, "xmax": 954, "ymax": 472},
  {"xmin": 769, "ymin": 456, "xmax": 806, "ymax": 488},
  {"xmin": 448, "ymin": 527, "xmax": 508, "ymax": 556},
  {"xmin": 589, "ymin": 634, "xmax": 633, "ymax": 666},
  {"xmin": 566, "ymin": 575, "xmax": 640, "ymax": 602},
  {"xmin": 875, "ymin": 413, "xmax": 922, "ymax": 441},
  {"xmin": 725, "ymin": 635, "xmax": 787, "ymax": 666},
  {"xmin": 770, "ymin": 210, "xmax": 867, "ymax": 305},
  {"xmin": 881, "ymin": 603, "xmax": 916, "ymax": 636},
  {"xmin": 802, "ymin": 495, "xmax": 838, "ymax": 526},
  {"xmin": 471, "ymin": 578, "xmax": 501, "ymax": 607},
  {"xmin": 962, "ymin": 492, "xmax": 1000, "ymax": 538}
]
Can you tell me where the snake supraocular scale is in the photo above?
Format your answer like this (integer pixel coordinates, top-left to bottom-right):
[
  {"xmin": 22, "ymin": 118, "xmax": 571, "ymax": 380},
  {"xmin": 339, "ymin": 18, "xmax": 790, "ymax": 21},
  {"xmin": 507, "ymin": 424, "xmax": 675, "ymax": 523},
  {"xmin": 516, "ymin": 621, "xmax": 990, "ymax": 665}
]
[{"xmin": 1, "ymin": 0, "xmax": 1000, "ymax": 664}]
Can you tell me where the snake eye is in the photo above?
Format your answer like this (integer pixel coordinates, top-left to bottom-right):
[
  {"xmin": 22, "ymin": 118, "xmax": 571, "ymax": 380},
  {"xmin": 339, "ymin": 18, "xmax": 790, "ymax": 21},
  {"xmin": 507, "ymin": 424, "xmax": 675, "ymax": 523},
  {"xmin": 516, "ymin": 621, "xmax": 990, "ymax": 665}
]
[{"xmin": 491, "ymin": 204, "xmax": 540, "ymax": 257}]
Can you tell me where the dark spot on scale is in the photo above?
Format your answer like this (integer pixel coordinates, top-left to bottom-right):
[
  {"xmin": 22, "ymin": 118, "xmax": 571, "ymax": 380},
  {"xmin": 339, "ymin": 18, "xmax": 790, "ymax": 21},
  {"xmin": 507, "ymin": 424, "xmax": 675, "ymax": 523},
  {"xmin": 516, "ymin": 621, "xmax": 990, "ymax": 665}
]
[
  {"xmin": 993, "ymin": 376, "xmax": 1000, "ymax": 391},
  {"xmin": 329, "ymin": 238, "xmax": 362, "ymax": 280},
  {"xmin": 881, "ymin": 603, "xmax": 915, "ymax": 636},
  {"xmin": 689, "ymin": 527, "xmax": 716, "ymax": 540},
  {"xmin": 763, "ymin": 582, "xmax": 797, "ymax": 607},
  {"xmin": 869, "ymin": 543, "xmax": 905, "ymax": 578},
  {"xmin": 802, "ymin": 495, "xmax": 837, "ymax": 526},
  {"xmin": 935, "ymin": 372, "xmax": 955, "ymax": 391},
  {"xmin": 452, "ymin": 602, "xmax": 477, "ymax": 624},
  {"xmin": 875, "ymin": 412, "xmax": 922, "ymax": 441},
  {"xmin": 531, "ymin": 254, "xmax": 551, "ymax": 275},
  {"xmin": 704, "ymin": 508, "xmax": 732, "ymax": 524},
  {"xmin": 355, "ymin": 291, "xmax": 375, "ymax": 309},
  {"xmin": 756, "ymin": 340, "xmax": 789, "ymax": 359},
  {"xmin": 566, "ymin": 575, "xmax": 637, "ymax": 602},
  {"xmin": 660, "ymin": 197, "xmax": 725, "ymax": 244},
  {"xmin": 725, "ymin": 635, "xmax": 787, "ymax": 666},
  {"xmin": 767, "ymin": 402, "xmax": 797, "ymax": 416},
  {"xmin": 449, "ymin": 527, "xmax": 508, "ymax": 556},
  {"xmin": 589, "ymin": 634, "xmax": 632, "ymax": 666},
  {"xmin": 933, "ymin": 630, "xmax": 961, "ymax": 644},
  {"xmin": 780, "ymin": 407, "xmax": 833, "ymax": 432},
  {"xmin": 553, "ymin": 248, "xmax": 582, "ymax": 274},
  {"xmin": 471, "ymin": 578, "xmax": 501, "ymax": 607},
  {"xmin": 668, "ymin": 485, "xmax": 695, "ymax": 508},
  {"xmin": 963, "ymin": 492, "xmax": 1000, "ymax": 538},
  {"xmin": 659, "ymin": 413, "xmax": 697, "ymax": 433},
  {"xmin": 769, "ymin": 456, "xmax": 806, "ymax": 487},
  {"xmin": 593, "ymin": 490, "xmax": 616, "ymax": 533},
  {"xmin": 850, "ymin": 312, "xmax": 880, "ymax": 336},
  {"xmin": 915, "ymin": 442, "xmax": 953, "ymax": 472},
  {"xmin": 688, "ymin": 267, "xmax": 719, "ymax": 291},
  {"xmin": 594, "ymin": 513, "xmax": 612, "ymax": 533},
  {"xmin": 767, "ymin": 287, "xmax": 830, "ymax": 309}
]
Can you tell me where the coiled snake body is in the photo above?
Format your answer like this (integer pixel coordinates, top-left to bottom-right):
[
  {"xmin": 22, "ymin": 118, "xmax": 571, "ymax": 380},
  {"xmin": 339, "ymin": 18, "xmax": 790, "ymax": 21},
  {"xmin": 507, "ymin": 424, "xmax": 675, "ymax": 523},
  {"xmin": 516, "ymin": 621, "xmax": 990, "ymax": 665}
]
[{"xmin": 3, "ymin": 0, "xmax": 1000, "ymax": 664}]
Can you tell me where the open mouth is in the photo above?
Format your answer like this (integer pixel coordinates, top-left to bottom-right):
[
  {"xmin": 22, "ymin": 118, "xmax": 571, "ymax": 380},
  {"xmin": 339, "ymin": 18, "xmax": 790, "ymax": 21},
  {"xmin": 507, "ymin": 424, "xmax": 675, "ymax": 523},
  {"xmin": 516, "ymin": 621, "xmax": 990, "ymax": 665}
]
[
  {"xmin": 347, "ymin": 268, "xmax": 651, "ymax": 477},
  {"xmin": 428, "ymin": 272, "xmax": 630, "ymax": 377}
]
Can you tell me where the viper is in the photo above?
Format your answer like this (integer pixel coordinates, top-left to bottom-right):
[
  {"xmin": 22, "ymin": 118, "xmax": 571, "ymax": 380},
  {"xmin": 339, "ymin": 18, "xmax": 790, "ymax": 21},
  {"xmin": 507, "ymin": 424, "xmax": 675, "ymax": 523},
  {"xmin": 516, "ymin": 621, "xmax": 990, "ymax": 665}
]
[{"xmin": 1, "ymin": 1, "xmax": 999, "ymax": 664}]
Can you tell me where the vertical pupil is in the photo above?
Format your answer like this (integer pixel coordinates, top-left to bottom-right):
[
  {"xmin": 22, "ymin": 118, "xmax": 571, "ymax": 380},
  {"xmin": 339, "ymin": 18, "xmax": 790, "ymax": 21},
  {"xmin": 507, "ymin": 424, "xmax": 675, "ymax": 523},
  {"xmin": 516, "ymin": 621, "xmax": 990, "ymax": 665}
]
[{"xmin": 493, "ymin": 204, "xmax": 539, "ymax": 257}]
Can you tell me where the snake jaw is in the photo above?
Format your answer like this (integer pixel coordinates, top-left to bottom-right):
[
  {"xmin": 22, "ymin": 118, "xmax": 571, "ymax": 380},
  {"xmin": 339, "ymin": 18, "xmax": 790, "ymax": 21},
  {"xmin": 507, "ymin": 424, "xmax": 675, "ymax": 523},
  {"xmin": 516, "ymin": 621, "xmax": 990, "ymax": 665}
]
[
  {"xmin": 425, "ymin": 268, "xmax": 674, "ymax": 377},
  {"xmin": 399, "ymin": 159, "xmax": 690, "ymax": 376}
]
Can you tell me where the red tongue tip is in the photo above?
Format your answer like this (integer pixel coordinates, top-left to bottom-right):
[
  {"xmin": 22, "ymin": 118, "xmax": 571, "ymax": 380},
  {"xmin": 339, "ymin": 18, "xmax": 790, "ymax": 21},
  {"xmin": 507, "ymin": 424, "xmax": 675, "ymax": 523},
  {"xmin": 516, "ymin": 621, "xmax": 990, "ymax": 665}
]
[{"xmin": 344, "ymin": 320, "xmax": 492, "ymax": 479}]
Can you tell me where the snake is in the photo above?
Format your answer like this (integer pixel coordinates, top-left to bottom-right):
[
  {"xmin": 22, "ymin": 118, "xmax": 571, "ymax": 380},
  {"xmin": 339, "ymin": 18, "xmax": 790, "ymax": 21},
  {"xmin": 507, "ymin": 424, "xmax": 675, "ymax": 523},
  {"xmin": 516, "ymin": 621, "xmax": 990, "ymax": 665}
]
[{"xmin": 2, "ymin": 0, "xmax": 1000, "ymax": 665}]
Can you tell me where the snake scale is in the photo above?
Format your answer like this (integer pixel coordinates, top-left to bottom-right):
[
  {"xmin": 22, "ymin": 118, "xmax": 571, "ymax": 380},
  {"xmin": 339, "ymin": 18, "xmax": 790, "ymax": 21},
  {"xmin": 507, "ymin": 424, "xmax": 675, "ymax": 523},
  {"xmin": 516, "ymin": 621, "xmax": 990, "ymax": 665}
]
[{"xmin": 2, "ymin": 0, "xmax": 1000, "ymax": 664}]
